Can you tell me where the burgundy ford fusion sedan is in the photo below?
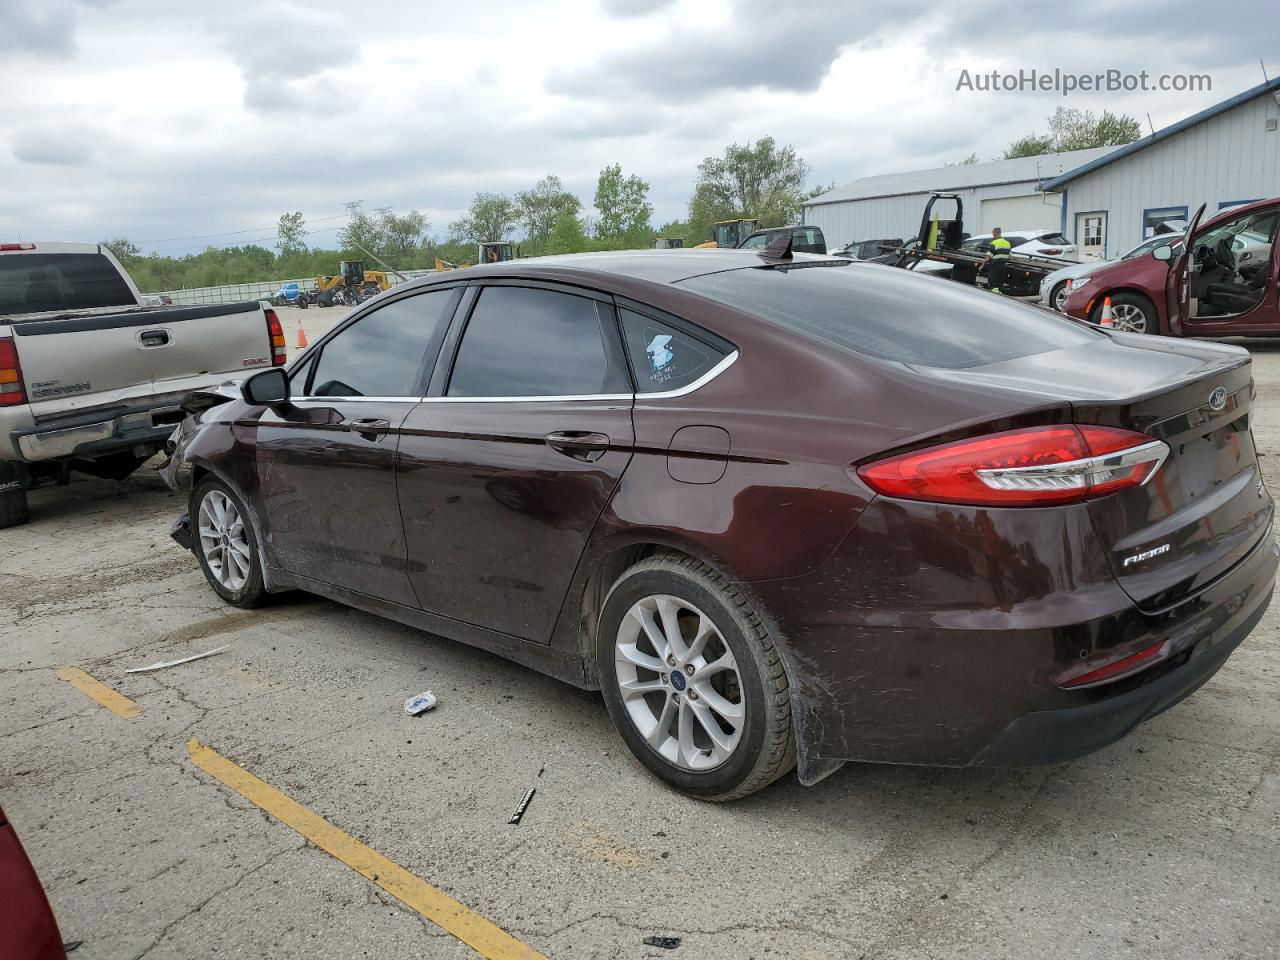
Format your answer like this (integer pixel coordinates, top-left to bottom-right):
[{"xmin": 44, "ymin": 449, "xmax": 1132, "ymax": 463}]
[{"xmin": 162, "ymin": 248, "xmax": 1277, "ymax": 800}]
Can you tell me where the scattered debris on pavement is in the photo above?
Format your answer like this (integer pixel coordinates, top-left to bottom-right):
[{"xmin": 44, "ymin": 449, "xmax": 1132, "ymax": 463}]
[
  {"xmin": 508, "ymin": 787, "xmax": 536, "ymax": 825},
  {"xmin": 642, "ymin": 935, "xmax": 682, "ymax": 949},
  {"xmin": 404, "ymin": 691, "xmax": 438, "ymax": 715},
  {"xmin": 125, "ymin": 645, "xmax": 229, "ymax": 673}
]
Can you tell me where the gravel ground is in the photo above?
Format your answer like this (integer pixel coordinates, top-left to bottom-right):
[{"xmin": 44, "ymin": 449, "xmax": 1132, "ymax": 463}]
[{"xmin": 2, "ymin": 324, "xmax": 1278, "ymax": 960}]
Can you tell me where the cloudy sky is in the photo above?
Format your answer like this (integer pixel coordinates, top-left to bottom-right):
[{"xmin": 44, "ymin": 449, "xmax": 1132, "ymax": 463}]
[{"xmin": 0, "ymin": 0, "xmax": 1273, "ymax": 254}]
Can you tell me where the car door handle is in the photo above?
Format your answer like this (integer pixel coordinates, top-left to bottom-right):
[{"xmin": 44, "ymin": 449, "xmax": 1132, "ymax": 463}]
[
  {"xmin": 348, "ymin": 417, "xmax": 391, "ymax": 440},
  {"xmin": 544, "ymin": 431, "xmax": 610, "ymax": 462},
  {"xmin": 138, "ymin": 329, "xmax": 171, "ymax": 348}
]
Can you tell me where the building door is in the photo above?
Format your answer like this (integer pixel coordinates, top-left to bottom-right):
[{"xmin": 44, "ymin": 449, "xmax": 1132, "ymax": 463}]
[{"xmin": 1077, "ymin": 212, "xmax": 1107, "ymax": 261}]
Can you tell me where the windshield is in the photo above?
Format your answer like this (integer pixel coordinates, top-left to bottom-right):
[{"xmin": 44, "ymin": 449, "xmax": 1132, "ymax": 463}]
[
  {"xmin": 0, "ymin": 253, "xmax": 136, "ymax": 315},
  {"xmin": 681, "ymin": 263, "xmax": 1099, "ymax": 370}
]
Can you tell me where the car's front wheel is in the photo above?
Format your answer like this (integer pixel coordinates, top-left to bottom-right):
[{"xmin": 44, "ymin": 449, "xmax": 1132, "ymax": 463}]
[
  {"xmin": 597, "ymin": 555, "xmax": 794, "ymax": 801},
  {"xmin": 192, "ymin": 477, "xmax": 269, "ymax": 607},
  {"xmin": 1101, "ymin": 292, "xmax": 1157, "ymax": 334},
  {"xmin": 1051, "ymin": 281, "xmax": 1070, "ymax": 311}
]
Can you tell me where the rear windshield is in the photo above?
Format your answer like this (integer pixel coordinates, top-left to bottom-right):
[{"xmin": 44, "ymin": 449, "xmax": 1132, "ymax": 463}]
[
  {"xmin": 0, "ymin": 252, "xmax": 136, "ymax": 315},
  {"xmin": 679, "ymin": 263, "xmax": 1099, "ymax": 369}
]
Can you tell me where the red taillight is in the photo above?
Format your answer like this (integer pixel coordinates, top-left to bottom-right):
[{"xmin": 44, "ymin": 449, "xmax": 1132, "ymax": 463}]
[
  {"xmin": 1057, "ymin": 639, "xmax": 1168, "ymax": 689},
  {"xmin": 264, "ymin": 308, "xmax": 286, "ymax": 366},
  {"xmin": 0, "ymin": 243, "xmax": 35, "ymax": 251},
  {"xmin": 1038, "ymin": 247, "xmax": 1063, "ymax": 256},
  {"xmin": 856, "ymin": 426, "xmax": 1168, "ymax": 507},
  {"xmin": 0, "ymin": 338, "xmax": 27, "ymax": 407}
]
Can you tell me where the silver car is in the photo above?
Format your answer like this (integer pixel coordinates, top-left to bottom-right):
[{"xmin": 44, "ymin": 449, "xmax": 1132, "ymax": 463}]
[{"xmin": 1039, "ymin": 235, "xmax": 1176, "ymax": 311}]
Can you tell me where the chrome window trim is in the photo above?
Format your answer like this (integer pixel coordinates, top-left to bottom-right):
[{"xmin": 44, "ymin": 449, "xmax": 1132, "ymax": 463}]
[
  {"xmin": 291, "ymin": 396, "xmax": 422, "ymax": 404},
  {"xmin": 417, "ymin": 350, "xmax": 740, "ymax": 404},
  {"xmin": 638, "ymin": 350, "xmax": 738, "ymax": 400}
]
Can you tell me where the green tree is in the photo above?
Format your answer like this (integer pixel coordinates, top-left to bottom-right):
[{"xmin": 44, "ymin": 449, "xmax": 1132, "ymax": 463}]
[
  {"xmin": 517, "ymin": 176, "xmax": 582, "ymax": 245},
  {"xmin": 375, "ymin": 206, "xmax": 430, "ymax": 266},
  {"xmin": 1004, "ymin": 108, "xmax": 1141, "ymax": 158},
  {"xmin": 276, "ymin": 212, "xmax": 307, "ymax": 256},
  {"xmin": 689, "ymin": 137, "xmax": 812, "ymax": 235},
  {"xmin": 449, "ymin": 192, "xmax": 520, "ymax": 244},
  {"xmin": 594, "ymin": 164, "xmax": 653, "ymax": 242},
  {"xmin": 337, "ymin": 201, "xmax": 386, "ymax": 257},
  {"xmin": 545, "ymin": 212, "xmax": 590, "ymax": 254},
  {"xmin": 102, "ymin": 237, "xmax": 140, "ymax": 261}
]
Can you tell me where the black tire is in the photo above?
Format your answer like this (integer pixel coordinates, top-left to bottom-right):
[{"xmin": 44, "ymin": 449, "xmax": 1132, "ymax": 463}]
[
  {"xmin": 1050, "ymin": 281, "xmax": 1069, "ymax": 312},
  {"xmin": 1097, "ymin": 291, "xmax": 1157, "ymax": 334},
  {"xmin": 190, "ymin": 476, "xmax": 270, "ymax": 608},
  {"xmin": 0, "ymin": 488, "xmax": 29, "ymax": 529},
  {"xmin": 597, "ymin": 554, "xmax": 794, "ymax": 801}
]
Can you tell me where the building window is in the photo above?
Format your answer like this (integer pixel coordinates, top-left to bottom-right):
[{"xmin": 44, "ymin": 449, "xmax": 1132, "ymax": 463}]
[
  {"xmin": 1082, "ymin": 216, "xmax": 1104, "ymax": 250},
  {"xmin": 1142, "ymin": 206, "xmax": 1188, "ymax": 239}
]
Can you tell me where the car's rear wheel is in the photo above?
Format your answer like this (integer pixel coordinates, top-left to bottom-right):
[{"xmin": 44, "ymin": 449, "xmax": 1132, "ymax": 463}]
[
  {"xmin": 192, "ymin": 477, "xmax": 269, "ymax": 607},
  {"xmin": 1102, "ymin": 292, "xmax": 1157, "ymax": 334},
  {"xmin": 597, "ymin": 554, "xmax": 794, "ymax": 801}
]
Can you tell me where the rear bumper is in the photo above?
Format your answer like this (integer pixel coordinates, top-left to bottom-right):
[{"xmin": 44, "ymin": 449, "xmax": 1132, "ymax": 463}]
[
  {"xmin": 14, "ymin": 406, "xmax": 183, "ymax": 461},
  {"xmin": 972, "ymin": 581, "xmax": 1271, "ymax": 765},
  {"xmin": 753, "ymin": 494, "xmax": 1278, "ymax": 773}
]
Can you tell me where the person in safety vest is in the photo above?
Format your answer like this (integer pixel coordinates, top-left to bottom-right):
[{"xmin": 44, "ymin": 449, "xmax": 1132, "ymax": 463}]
[{"xmin": 984, "ymin": 227, "xmax": 1012, "ymax": 294}]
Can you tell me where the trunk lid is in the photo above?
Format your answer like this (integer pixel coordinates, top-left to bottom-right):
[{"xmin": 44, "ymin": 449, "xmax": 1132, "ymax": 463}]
[
  {"xmin": 12, "ymin": 302, "xmax": 270, "ymax": 418},
  {"xmin": 927, "ymin": 333, "xmax": 1270, "ymax": 611}
]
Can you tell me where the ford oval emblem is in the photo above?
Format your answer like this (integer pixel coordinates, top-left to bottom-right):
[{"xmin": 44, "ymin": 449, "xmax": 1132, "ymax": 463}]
[{"xmin": 1208, "ymin": 387, "xmax": 1227, "ymax": 411}]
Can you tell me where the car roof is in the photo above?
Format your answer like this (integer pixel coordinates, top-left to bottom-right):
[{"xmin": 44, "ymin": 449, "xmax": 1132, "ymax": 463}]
[{"xmin": 401, "ymin": 249, "xmax": 846, "ymax": 289}]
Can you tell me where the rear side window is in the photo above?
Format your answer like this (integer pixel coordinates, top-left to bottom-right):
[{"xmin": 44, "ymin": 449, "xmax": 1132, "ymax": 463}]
[
  {"xmin": 620, "ymin": 310, "xmax": 727, "ymax": 392},
  {"xmin": 447, "ymin": 286, "xmax": 624, "ymax": 397},
  {"xmin": 792, "ymin": 228, "xmax": 823, "ymax": 252},
  {"xmin": 680, "ymin": 264, "xmax": 1099, "ymax": 369},
  {"xmin": 0, "ymin": 253, "xmax": 135, "ymax": 314},
  {"xmin": 309, "ymin": 289, "xmax": 457, "ymax": 397},
  {"xmin": 1037, "ymin": 233, "xmax": 1070, "ymax": 245}
]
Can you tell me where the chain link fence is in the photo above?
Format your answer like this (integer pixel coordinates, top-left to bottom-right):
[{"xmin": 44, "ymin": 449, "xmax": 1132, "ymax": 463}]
[{"xmin": 155, "ymin": 269, "xmax": 439, "ymax": 305}]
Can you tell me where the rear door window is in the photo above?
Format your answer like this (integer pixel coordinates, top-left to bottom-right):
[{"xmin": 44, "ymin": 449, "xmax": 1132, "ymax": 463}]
[
  {"xmin": 620, "ymin": 310, "xmax": 728, "ymax": 392},
  {"xmin": 680, "ymin": 263, "xmax": 1098, "ymax": 370},
  {"xmin": 308, "ymin": 289, "xmax": 457, "ymax": 397},
  {"xmin": 0, "ymin": 253, "xmax": 135, "ymax": 314},
  {"xmin": 447, "ymin": 286, "xmax": 627, "ymax": 397}
]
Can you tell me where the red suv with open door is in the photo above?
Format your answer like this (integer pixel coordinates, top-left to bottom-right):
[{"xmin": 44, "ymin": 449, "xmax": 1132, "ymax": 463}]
[{"xmin": 1063, "ymin": 198, "xmax": 1280, "ymax": 337}]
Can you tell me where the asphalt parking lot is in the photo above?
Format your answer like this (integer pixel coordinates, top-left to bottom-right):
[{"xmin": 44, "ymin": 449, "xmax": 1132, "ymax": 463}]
[{"xmin": 3, "ymin": 312, "xmax": 1279, "ymax": 960}]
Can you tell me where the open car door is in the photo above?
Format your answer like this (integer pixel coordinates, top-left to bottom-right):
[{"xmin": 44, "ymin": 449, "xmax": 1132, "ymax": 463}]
[{"xmin": 1166, "ymin": 203, "xmax": 1206, "ymax": 336}]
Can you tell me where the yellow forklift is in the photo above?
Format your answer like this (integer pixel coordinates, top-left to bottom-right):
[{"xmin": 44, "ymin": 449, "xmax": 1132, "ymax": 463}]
[
  {"xmin": 694, "ymin": 219, "xmax": 759, "ymax": 249},
  {"xmin": 310, "ymin": 260, "xmax": 391, "ymax": 307},
  {"xmin": 435, "ymin": 241, "xmax": 515, "ymax": 271}
]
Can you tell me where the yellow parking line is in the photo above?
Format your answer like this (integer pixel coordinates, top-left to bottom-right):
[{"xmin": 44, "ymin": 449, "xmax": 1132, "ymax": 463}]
[
  {"xmin": 186, "ymin": 740, "xmax": 547, "ymax": 960},
  {"xmin": 55, "ymin": 667, "xmax": 142, "ymax": 718}
]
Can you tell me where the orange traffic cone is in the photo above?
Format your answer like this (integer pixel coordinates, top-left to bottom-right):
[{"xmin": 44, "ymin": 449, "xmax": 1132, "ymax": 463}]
[
  {"xmin": 1099, "ymin": 296, "xmax": 1115, "ymax": 328},
  {"xmin": 295, "ymin": 318, "xmax": 309, "ymax": 349}
]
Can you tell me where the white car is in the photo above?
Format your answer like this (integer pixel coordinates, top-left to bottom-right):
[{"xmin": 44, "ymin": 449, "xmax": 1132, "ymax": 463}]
[
  {"xmin": 960, "ymin": 230, "xmax": 1079, "ymax": 262},
  {"xmin": 1038, "ymin": 235, "xmax": 1180, "ymax": 311}
]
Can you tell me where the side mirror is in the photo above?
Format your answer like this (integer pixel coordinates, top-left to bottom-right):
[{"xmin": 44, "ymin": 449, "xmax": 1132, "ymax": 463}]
[
  {"xmin": 1151, "ymin": 243, "xmax": 1173, "ymax": 262},
  {"xmin": 241, "ymin": 368, "xmax": 290, "ymax": 406}
]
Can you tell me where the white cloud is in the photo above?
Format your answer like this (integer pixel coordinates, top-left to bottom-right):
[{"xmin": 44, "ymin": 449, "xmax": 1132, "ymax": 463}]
[{"xmin": 0, "ymin": 0, "xmax": 1270, "ymax": 249}]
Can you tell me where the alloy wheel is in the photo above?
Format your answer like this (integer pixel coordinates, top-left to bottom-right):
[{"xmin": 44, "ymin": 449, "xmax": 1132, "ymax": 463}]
[
  {"xmin": 614, "ymin": 595, "xmax": 745, "ymax": 771},
  {"xmin": 1109, "ymin": 302, "xmax": 1148, "ymax": 333},
  {"xmin": 1053, "ymin": 283, "xmax": 1070, "ymax": 311},
  {"xmin": 197, "ymin": 490, "xmax": 251, "ymax": 592}
]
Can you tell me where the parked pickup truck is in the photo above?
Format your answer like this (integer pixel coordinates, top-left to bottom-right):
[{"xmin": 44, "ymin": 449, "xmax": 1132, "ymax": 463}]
[{"xmin": 1, "ymin": 241, "xmax": 286, "ymax": 527}]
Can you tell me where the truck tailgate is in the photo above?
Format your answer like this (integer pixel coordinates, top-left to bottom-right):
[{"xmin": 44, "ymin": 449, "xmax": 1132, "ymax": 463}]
[{"xmin": 12, "ymin": 301, "xmax": 270, "ymax": 418}]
